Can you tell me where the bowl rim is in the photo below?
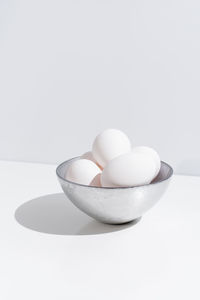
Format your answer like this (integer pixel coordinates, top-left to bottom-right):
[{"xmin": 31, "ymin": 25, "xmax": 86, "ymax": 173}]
[{"xmin": 56, "ymin": 157, "xmax": 173, "ymax": 190}]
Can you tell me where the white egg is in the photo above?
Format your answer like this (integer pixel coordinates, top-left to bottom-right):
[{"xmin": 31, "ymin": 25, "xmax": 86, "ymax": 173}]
[
  {"xmin": 66, "ymin": 159, "xmax": 102, "ymax": 186},
  {"xmin": 90, "ymin": 173, "xmax": 102, "ymax": 187},
  {"xmin": 101, "ymin": 152, "xmax": 157, "ymax": 187},
  {"xmin": 81, "ymin": 151, "xmax": 96, "ymax": 163},
  {"xmin": 92, "ymin": 128, "xmax": 132, "ymax": 168},
  {"xmin": 81, "ymin": 151, "xmax": 103, "ymax": 170},
  {"xmin": 132, "ymin": 146, "xmax": 160, "ymax": 178}
]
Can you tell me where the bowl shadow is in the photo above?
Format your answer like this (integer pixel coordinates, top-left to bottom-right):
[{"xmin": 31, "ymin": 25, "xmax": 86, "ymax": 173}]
[{"xmin": 15, "ymin": 193, "xmax": 141, "ymax": 236}]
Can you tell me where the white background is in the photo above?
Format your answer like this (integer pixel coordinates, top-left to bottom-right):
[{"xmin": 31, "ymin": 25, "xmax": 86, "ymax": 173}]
[{"xmin": 0, "ymin": 0, "xmax": 200, "ymax": 175}]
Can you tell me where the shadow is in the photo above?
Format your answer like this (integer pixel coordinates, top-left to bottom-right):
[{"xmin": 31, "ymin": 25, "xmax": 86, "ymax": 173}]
[{"xmin": 15, "ymin": 193, "xmax": 140, "ymax": 236}]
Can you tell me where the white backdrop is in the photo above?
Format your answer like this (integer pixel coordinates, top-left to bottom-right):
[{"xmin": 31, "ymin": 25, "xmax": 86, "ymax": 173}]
[{"xmin": 0, "ymin": 0, "xmax": 200, "ymax": 175}]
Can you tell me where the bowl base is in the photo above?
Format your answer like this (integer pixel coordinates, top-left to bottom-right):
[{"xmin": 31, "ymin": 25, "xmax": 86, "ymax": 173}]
[{"xmin": 100, "ymin": 216, "xmax": 142, "ymax": 226}]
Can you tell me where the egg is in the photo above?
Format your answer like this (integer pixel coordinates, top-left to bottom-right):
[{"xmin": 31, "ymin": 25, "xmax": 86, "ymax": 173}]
[
  {"xmin": 81, "ymin": 151, "xmax": 96, "ymax": 163},
  {"xmin": 81, "ymin": 151, "xmax": 103, "ymax": 170},
  {"xmin": 90, "ymin": 173, "xmax": 102, "ymax": 187},
  {"xmin": 101, "ymin": 152, "xmax": 157, "ymax": 187},
  {"xmin": 92, "ymin": 128, "xmax": 132, "ymax": 168},
  {"xmin": 66, "ymin": 159, "xmax": 102, "ymax": 186},
  {"xmin": 132, "ymin": 146, "xmax": 160, "ymax": 178}
]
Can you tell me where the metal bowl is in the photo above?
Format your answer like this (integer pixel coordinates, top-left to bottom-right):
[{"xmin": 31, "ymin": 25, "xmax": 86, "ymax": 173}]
[{"xmin": 56, "ymin": 157, "xmax": 173, "ymax": 224}]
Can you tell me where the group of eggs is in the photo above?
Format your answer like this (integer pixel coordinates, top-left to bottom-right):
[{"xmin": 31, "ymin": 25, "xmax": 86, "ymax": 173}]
[{"xmin": 66, "ymin": 129, "xmax": 161, "ymax": 188}]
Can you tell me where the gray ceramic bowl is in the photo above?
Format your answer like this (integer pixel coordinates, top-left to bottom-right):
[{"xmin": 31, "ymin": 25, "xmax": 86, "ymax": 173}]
[{"xmin": 56, "ymin": 157, "xmax": 173, "ymax": 224}]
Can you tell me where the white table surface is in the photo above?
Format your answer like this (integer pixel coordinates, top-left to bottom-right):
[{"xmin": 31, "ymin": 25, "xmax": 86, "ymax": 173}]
[{"xmin": 1, "ymin": 161, "xmax": 200, "ymax": 300}]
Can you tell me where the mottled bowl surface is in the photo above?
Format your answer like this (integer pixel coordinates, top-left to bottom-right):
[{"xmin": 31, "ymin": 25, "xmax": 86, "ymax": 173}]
[{"xmin": 56, "ymin": 157, "xmax": 173, "ymax": 224}]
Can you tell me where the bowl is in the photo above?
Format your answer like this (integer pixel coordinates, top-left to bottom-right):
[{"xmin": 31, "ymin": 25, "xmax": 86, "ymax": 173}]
[{"xmin": 56, "ymin": 157, "xmax": 173, "ymax": 224}]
